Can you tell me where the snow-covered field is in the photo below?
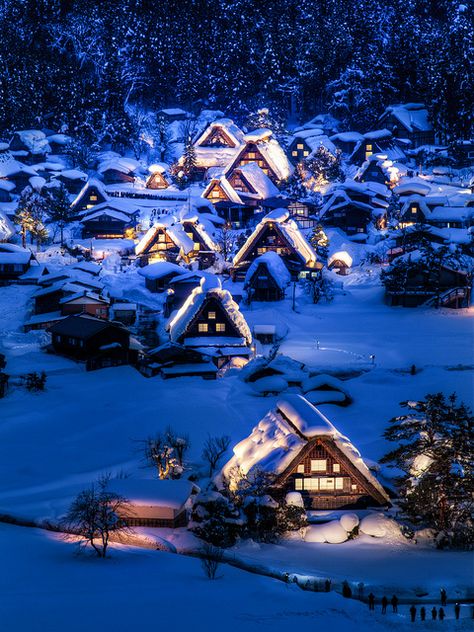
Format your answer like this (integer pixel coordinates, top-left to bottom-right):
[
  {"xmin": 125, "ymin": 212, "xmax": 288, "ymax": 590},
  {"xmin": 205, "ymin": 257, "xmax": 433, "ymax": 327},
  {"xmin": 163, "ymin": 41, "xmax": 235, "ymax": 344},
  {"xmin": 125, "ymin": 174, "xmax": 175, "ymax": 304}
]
[
  {"xmin": 1, "ymin": 274, "xmax": 473, "ymax": 627},
  {"xmin": 1, "ymin": 524, "xmax": 472, "ymax": 631}
]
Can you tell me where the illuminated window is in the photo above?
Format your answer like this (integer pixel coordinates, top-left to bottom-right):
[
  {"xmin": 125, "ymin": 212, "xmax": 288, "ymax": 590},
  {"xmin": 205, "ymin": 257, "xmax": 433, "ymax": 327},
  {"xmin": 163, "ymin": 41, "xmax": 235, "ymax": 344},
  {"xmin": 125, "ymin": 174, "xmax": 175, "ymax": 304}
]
[
  {"xmin": 303, "ymin": 478, "xmax": 319, "ymax": 490},
  {"xmin": 216, "ymin": 323, "xmax": 226, "ymax": 332},
  {"xmin": 311, "ymin": 459, "xmax": 327, "ymax": 472},
  {"xmin": 292, "ymin": 151, "xmax": 298, "ymax": 157},
  {"xmin": 158, "ymin": 233, "xmax": 166, "ymax": 242},
  {"xmin": 295, "ymin": 478, "xmax": 303, "ymax": 490},
  {"xmin": 303, "ymin": 150, "xmax": 309, "ymax": 157},
  {"xmin": 208, "ymin": 311, "xmax": 216, "ymax": 319},
  {"xmin": 411, "ymin": 206, "xmax": 417, "ymax": 214},
  {"xmin": 198, "ymin": 323, "xmax": 208, "ymax": 333},
  {"xmin": 193, "ymin": 243, "xmax": 200, "ymax": 251},
  {"xmin": 335, "ymin": 478, "xmax": 344, "ymax": 490},
  {"xmin": 186, "ymin": 232, "xmax": 193, "ymax": 238},
  {"xmin": 247, "ymin": 152, "xmax": 257, "ymax": 159},
  {"xmin": 297, "ymin": 464, "xmax": 305, "ymax": 474},
  {"xmin": 366, "ymin": 144, "xmax": 373, "ymax": 151},
  {"xmin": 90, "ymin": 194, "xmax": 98, "ymax": 202},
  {"xmin": 333, "ymin": 463, "xmax": 340, "ymax": 473},
  {"xmin": 319, "ymin": 477, "xmax": 335, "ymax": 490},
  {"xmin": 351, "ymin": 484, "xmax": 357, "ymax": 491},
  {"xmin": 297, "ymin": 143, "xmax": 304, "ymax": 150},
  {"xmin": 257, "ymin": 248, "xmax": 266, "ymax": 255},
  {"xmin": 211, "ymin": 189, "xmax": 221, "ymax": 198}
]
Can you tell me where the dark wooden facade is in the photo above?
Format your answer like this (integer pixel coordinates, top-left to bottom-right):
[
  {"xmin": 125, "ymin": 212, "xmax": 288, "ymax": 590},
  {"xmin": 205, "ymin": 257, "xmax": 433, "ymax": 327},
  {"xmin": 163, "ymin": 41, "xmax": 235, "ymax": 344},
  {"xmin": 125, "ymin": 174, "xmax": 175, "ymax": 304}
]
[
  {"xmin": 399, "ymin": 201, "xmax": 428, "ymax": 226},
  {"xmin": 138, "ymin": 228, "xmax": 180, "ymax": 265},
  {"xmin": 245, "ymin": 261, "xmax": 286, "ymax": 301},
  {"xmin": 73, "ymin": 184, "xmax": 108, "ymax": 213},
  {"xmin": 386, "ymin": 265, "xmax": 471, "ymax": 308},
  {"xmin": 146, "ymin": 171, "xmax": 169, "ymax": 189},
  {"xmin": 60, "ymin": 296, "xmax": 109, "ymax": 319},
  {"xmin": 288, "ymin": 138, "xmax": 312, "ymax": 164},
  {"xmin": 179, "ymin": 295, "xmax": 241, "ymax": 342},
  {"xmin": 101, "ymin": 168, "xmax": 135, "ymax": 185},
  {"xmin": 357, "ymin": 162, "xmax": 388, "ymax": 186},
  {"xmin": 226, "ymin": 142, "xmax": 277, "ymax": 182},
  {"xmin": 322, "ymin": 204, "xmax": 372, "ymax": 236},
  {"xmin": 81, "ymin": 212, "xmax": 133, "ymax": 239},
  {"xmin": 199, "ymin": 126, "xmax": 237, "ymax": 148},
  {"xmin": 274, "ymin": 437, "xmax": 388, "ymax": 510}
]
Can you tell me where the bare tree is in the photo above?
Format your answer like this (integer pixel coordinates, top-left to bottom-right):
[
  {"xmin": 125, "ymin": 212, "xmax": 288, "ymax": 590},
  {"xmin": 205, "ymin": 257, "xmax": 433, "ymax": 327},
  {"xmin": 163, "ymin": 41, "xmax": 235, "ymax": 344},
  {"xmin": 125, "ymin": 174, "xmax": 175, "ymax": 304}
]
[
  {"xmin": 200, "ymin": 542, "xmax": 224, "ymax": 580},
  {"xmin": 202, "ymin": 434, "xmax": 231, "ymax": 477},
  {"xmin": 165, "ymin": 426, "xmax": 190, "ymax": 467},
  {"xmin": 62, "ymin": 476, "xmax": 130, "ymax": 558},
  {"xmin": 144, "ymin": 433, "xmax": 178, "ymax": 479}
]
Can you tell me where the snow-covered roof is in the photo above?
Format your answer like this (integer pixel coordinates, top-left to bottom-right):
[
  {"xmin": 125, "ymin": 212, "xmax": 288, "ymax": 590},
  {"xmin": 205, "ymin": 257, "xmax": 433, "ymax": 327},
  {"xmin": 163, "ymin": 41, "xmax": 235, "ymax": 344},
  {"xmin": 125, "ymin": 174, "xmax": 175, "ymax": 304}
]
[
  {"xmin": 108, "ymin": 478, "xmax": 197, "ymax": 509},
  {"xmin": 400, "ymin": 195, "xmax": 432, "ymax": 218},
  {"xmin": 221, "ymin": 394, "xmax": 389, "ymax": 501},
  {"xmin": 380, "ymin": 103, "xmax": 433, "ymax": 133},
  {"xmin": 168, "ymin": 276, "xmax": 252, "ymax": 345},
  {"xmin": 203, "ymin": 176, "xmax": 243, "ymax": 205},
  {"xmin": 252, "ymin": 138, "xmax": 293, "ymax": 181},
  {"xmin": 46, "ymin": 133, "xmax": 72, "ymax": 146},
  {"xmin": 98, "ymin": 156, "xmax": 142, "ymax": 175},
  {"xmin": 355, "ymin": 154, "xmax": 407, "ymax": 184},
  {"xmin": 330, "ymin": 131, "xmax": 364, "ymax": 144},
  {"xmin": 194, "ymin": 118, "xmax": 245, "ymax": 147},
  {"xmin": 181, "ymin": 213, "xmax": 220, "ymax": 252},
  {"xmin": 191, "ymin": 146, "xmax": 240, "ymax": 170},
  {"xmin": 236, "ymin": 163, "xmax": 279, "ymax": 199},
  {"xmin": 328, "ymin": 250, "xmax": 353, "ymax": 268},
  {"xmin": 244, "ymin": 128, "xmax": 273, "ymax": 143},
  {"xmin": 0, "ymin": 179, "xmax": 15, "ymax": 192},
  {"xmin": 80, "ymin": 208, "xmax": 132, "ymax": 224},
  {"xmin": 363, "ymin": 129, "xmax": 392, "ymax": 141},
  {"xmin": 138, "ymin": 260, "xmax": 187, "ymax": 280},
  {"xmin": 244, "ymin": 251, "xmax": 291, "ymax": 290},
  {"xmin": 0, "ymin": 211, "xmax": 14, "ymax": 241},
  {"xmin": 12, "ymin": 129, "xmax": 51, "ymax": 154},
  {"xmin": 0, "ymin": 158, "xmax": 38, "ymax": 179},
  {"xmin": 135, "ymin": 216, "xmax": 195, "ymax": 256},
  {"xmin": 233, "ymin": 209, "xmax": 317, "ymax": 268},
  {"xmin": 147, "ymin": 162, "xmax": 169, "ymax": 174},
  {"xmin": 394, "ymin": 181, "xmax": 432, "ymax": 196},
  {"xmin": 429, "ymin": 206, "xmax": 473, "ymax": 222},
  {"xmin": 70, "ymin": 178, "xmax": 109, "ymax": 209},
  {"xmin": 0, "ymin": 243, "xmax": 32, "ymax": 264},
  {"xmin": 57, "ymin": 169, "xmax": 88, "ymax": 181}
]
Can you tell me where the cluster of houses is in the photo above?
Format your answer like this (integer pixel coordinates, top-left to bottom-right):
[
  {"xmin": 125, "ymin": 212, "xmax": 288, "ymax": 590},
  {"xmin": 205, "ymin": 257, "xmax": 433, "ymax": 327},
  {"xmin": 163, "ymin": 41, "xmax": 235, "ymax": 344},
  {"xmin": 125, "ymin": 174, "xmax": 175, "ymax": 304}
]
[{"xmin": 0, "ymin": 102, "xmax": 472, "ymax": 372}]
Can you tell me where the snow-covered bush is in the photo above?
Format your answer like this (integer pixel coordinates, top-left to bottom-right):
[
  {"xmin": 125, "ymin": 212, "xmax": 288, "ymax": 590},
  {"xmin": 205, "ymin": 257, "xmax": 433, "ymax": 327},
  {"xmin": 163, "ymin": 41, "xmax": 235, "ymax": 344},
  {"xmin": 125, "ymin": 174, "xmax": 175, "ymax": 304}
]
[
  {"xmin": 189, "ymin": 491, "xmax": 243, "ymax": 548},
  {"xmin": 339, "ymin": 513, "xmax": 359, "ymax": 533},
  {"xmin": 305, "ymin": 521, "xmax": 348, "ymax": 544},
  {"xmin": 359, "ymin": 513, "xmax": 401, "ymax": 539}
]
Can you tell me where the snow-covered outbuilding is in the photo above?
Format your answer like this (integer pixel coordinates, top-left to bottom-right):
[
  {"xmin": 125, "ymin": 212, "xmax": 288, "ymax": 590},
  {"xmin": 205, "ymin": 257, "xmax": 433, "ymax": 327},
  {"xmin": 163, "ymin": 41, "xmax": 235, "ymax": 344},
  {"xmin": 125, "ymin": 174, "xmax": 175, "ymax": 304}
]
[
  {"xmin": 146, "ymin": 163, "xmax": 170, "ymax": 190},
  {"xmin": 0, "ymin": 210, "xmax": 14, "ymax": 241},
  {"xmin": 70, "ymin": 178, "xmax": 109, "ymax": 212},
  {"xmin": 288, "ymin": 129, "xmax": 337, "ymax": 165},
  {"xmin": 232, "ymin": 209, "xmax": 320, "ymax": 280},
  {"xmin": 80, "ymin": 201, "xmax": 138, "ymax": 239},
  {"xmin": 0, "ymin": 243, "xmax": 33, "ymax": 281},
  {"xmin": 53, "ymin": 169, "xmax": 88, "ymax": 194},
  {"xmin": 244, "ymin": 251, "xmax": 291, "ymax": 301},
  {"xmin": 221, "ymin": 394, "xmax": 390, "ymax": 510},
  {"xmin": 138, "ymin": 260, "xmax": 188, "ymax": 293},
  {"xmin": 167, "ymin": 275, "xmax": 252, "ymax": 365},
  {"xmin": 355, "ymin": 154, "xmax": 409, "ymax": 188},
  {"xmin": 9, "ymin": 130, "xmax": 51, "ymax": 160},
  {"xmin": 97, "ymin": 156, "xmax": 143, "ymax": 184},
  {"xmin": 378, "ymin": 103, "xmax": 435, "ymax": 148},
  {"xmin": 0, "ymin": 157, "xmax": 39, "ymax": 192}
]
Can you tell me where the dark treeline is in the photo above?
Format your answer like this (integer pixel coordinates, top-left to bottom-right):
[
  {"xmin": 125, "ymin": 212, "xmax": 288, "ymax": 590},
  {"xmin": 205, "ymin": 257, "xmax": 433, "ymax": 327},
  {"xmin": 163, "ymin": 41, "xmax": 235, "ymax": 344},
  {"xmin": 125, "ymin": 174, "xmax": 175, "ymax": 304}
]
[{"xmin": 0, "ymin": 0, "xmax": 472, "ymax": 142}]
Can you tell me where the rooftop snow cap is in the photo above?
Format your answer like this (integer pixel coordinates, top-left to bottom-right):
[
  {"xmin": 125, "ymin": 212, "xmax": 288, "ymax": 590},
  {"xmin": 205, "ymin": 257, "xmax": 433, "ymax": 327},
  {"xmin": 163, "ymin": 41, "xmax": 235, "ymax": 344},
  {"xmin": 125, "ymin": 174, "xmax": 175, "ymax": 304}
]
[{"xmin": 200, "ymin": 273, "xmax": 221, "ymax": 292}]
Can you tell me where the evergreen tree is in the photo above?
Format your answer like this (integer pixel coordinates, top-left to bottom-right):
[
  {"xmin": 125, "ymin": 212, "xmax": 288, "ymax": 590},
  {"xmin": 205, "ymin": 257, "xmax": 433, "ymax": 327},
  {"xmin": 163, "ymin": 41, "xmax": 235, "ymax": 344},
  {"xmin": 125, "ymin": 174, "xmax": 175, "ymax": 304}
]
[
  {"xmin": 310, "ymin": 224, "xmax": 330, "ymax": 259},
  {"xmin": 47, "ymin": 183, "xmax": 73, "ymax": 246},
  {"xmin": 304, "ymin": 147, "xmax": 344, "ymax": 190},
  {"xmin": 381, "ymin": 393, "xmax": 474, "ymax": 548},
  {"xmin": 13, "ymin": 186, "xmax": 49, "ymax": 249}
]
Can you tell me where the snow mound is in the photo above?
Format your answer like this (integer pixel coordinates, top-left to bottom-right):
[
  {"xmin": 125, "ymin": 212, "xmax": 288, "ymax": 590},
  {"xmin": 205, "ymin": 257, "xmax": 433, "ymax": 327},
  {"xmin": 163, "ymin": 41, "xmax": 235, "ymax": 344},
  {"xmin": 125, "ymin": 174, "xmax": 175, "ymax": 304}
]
[
  {"xmin": 305, "ymin": 522, "xmax": 348, "ymax": 544},
  {"xmin": 285, "ymin": 492, "xmax": 304, "ymax": 508},
  {"xmin": 252, "ymin": 376, "xmax": 288, "ymax": 395},
  {"xmin": 359, "ymin": 513, "xmax": 401, "ymax": 538},
  {"xmin": 339, "ymin": 513, "xmax": 359, "ymax": 532}
]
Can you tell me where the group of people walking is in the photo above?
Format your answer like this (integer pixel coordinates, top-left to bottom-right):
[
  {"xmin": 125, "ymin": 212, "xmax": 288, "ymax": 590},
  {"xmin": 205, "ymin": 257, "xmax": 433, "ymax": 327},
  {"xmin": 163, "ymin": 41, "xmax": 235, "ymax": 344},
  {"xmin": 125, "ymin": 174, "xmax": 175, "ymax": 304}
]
[{"xmin": 367, "ymin": 589, "xmax": 463, "ymax": 621}]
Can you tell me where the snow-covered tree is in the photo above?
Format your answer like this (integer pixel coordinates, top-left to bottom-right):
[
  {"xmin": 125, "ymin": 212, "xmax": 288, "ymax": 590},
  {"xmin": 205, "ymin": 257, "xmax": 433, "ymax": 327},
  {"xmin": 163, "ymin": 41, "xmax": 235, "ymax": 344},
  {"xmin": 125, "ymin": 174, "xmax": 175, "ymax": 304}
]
[
  {"xmin": 13, "ymin": 186, "xmax": 49, "ymax": 249},
  {"xmin": 382, "ymin": 393, "xmax": 474, "ymax": 549},
  {"xmin": 47, "ymin": 183, "xmax": 74, "ymax": 246}
]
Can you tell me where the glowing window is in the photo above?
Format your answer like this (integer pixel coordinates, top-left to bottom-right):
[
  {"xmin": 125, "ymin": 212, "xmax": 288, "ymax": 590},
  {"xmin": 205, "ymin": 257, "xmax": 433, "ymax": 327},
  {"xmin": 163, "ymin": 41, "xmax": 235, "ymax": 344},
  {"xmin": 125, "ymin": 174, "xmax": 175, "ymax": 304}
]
[
  {"xmin": 333, "ymin": 463, "xmax": 340, "ymax": 473},
  {"xmin": 366, "ymin": 144, "xmax": 373, "ymax": 151},
  {"xmin": 351, "ymin": 484, "xmax": 357, "ymax": 491},
  {"xmin": 311, "ymin": 459, "xmax": 327, "ymax": 472},
  {"xmin": 158, "ymin": 233, "xmax": 166, "ymax": 242},
  {"xmin": 297, "ymin": 464, "xmax": 305, "ymax": 474},
  {"xmin": 303, "ymin": 478, "xmax": 319, "ymax": 490},
  {"xmin": 198, "ymin": 323, "xmax": 208, "ymax": 333},
  {"xmin": 411, "ymin": 206, "xmax": 417, "ymax": 214},
  {"xmin": 90, "ymin": 194, "xmax": 98, "ymax": 202},
  {"xmin": 295, "ymin": 479, "xmax": 303, "ymax": 490},
  {"xmin": 292, "ymin": 151, "xmax": 298, "ymax": 157},
  {"xmin": 193, "ymin": 243, "xmax": 200, "ymax": 251},
  {"xmin": 335, "ymin": 478, "xmax": 344, "ymax": 490},
  {"xmin": 303, "ymin": 150, "xmax": 309, "ymax": 157},
  {"xmin": 216, "ymin": 323, "xmax": 226, "ymax": 332},
  {"xmin": 297, "ymin": 143, "xmax": 304, "ymax": 150},
  {"xmin": 208, "ymin": 311, "xmax": 216, "ymax": 319},
  {"xmin": 319, "ymin": 478, "xmax": 335, "ymax": 490}
]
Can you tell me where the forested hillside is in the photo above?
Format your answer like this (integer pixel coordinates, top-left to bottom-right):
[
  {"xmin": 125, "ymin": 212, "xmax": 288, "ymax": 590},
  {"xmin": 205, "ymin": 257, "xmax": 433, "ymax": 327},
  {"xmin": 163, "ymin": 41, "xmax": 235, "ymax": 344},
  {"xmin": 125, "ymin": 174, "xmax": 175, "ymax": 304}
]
[{"xmin": 0, "ymin": 0, "xmax": 472, "ymax": 141}]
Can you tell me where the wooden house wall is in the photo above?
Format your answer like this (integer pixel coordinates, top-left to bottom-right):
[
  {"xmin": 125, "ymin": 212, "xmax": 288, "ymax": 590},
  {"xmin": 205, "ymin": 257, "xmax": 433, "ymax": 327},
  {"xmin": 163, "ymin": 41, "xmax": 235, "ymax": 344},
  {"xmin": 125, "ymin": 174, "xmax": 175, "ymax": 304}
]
[
  {"xmin": 182, "ymin": 296, "xmax": 240, "ymax": 341},
  {"xmin": 247, "ymin": 262, "xmax": 285, "ymax": 301},
  {"xmin": 289, "ymin": 138, "xmax": 311, "ymax": 164},
  {"xmin": 81, "ymin": 216, "xmax": 129, "ymax": 238},
  {"xmin": 399, "ymin": 202, "xmax": 427, "ymax": 225},
  {"xmin": 0, "ymin": 261, "xmax": 30, "ymax": 281},
  {"xmin": 61, "ymin": 301, "xmax": 109, "ymax": 319},
  {"xmin": 200, "ymin": 127, "xmax": 236, "ymax": 148},
  {"xmin": 229, "ymin": 143, "xmax": 276, "ymax": 182},
  {"xmin": 277, "ymin": 439, "xmax": 382, "ymax": 509},
  {"xmin": 75, "ymin": 186, "xmax": 108, "ymax": 212},
  {"xmin": 205, "ymin": 182, "xmax": 230, "ymax": 202},
  {"xmin": 139, "ymin": 229, "xmax": 180, "ymax": 262},
  {"xmin": 228, "ymin": 171, "xmax": 254, "ymax": 194},
  {"xmin": 358, "ymin": 164, "xmax": 387, "ymax": 185},
  {"xmin": 52, "ymin": 326, "xmax": 129, "ymax": 357},
  {"xmin": 323, "ymin": 206, "xmax": 371, "ymax": 235},
  {"xmin": 102, "ymin": 169, "xmax": 135, "ymax": 185},
  {"xmin": 146, "ymin": 172, "xmax": 168, "ymax": 190}
]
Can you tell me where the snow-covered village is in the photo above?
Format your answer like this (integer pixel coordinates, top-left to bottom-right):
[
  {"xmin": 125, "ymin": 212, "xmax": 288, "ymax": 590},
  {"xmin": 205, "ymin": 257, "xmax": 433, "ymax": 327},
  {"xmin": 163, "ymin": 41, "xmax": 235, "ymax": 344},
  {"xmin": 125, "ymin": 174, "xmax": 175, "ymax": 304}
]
[{"xmin": 0, "ymin": 1, "xmax": 473, "ymax": 630}]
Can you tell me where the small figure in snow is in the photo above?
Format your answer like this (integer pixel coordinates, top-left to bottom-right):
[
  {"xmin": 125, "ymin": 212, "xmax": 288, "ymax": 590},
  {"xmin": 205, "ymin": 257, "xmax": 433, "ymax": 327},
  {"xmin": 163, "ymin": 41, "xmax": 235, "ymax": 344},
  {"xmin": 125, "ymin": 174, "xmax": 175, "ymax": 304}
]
[
  {"xmin": 410, "ymin": 605, "xmax": 416, "ymax": 622},
  {"xmin": 440, "ymin": 588, "xmax": 447, "ymax": 606},
  {"xmin": 439, "ymin": 607, "xmax": 445, "ymax": 621},
  {"xmin": 420, "ymin": 607, "xmax": 426, "ymax": 621},
  {"xmin": 391, "ymin": 595, "xmax": 399, "ymax": 613},
  {"xmin": 455, "ymin": 603, "xmax": 461, "ymax": 620},
  {"xmin": 432, "ymin": 607, "xmax": 438, "ymax": 620},
  {"xmin": 381, "ymin": 596, "xmax": 388, "ymax": 614},
  {"xmin": 324, "ymin": 579, "xmax": 331, "ymax": 592},
  {"xmin": 368, "ymin": 593, "xmax": 375, "ymax": 611}
]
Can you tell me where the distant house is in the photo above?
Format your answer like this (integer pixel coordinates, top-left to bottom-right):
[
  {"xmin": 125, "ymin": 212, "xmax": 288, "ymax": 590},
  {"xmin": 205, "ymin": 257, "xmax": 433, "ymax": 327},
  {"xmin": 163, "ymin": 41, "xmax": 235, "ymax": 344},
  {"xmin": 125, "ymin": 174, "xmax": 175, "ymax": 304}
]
[
  {"xmin": 54, "ymin": 169, "xmax": 88, "ymax": 194},
  {"xmin": 33, "ymin": 281, "xmax": 97, "ymax": 315},
  {"xmin": 288, "ymin": 130, "xmax": 337, "ymax": 165},
  {"xmin": 221, "ymin": 395, "xmax": 390, "ymax": 510},
  {"xmin": 0, "ymin": 244, "xmax": 33, "ymax": 282},
  {"xmin": 453, "ymin": 140, "xmax": 474, "ymax": 167},
  {"xmin": 59, "ymin": 291, "xmax": 110, "ymax": 319},
  {"xmin": 320, "ymin": 180, "xmax": 390, "ymax": 235},
  {"xmin": 327, "ymin": 251, "xmax": 353, "ymax": 275},
  {"xmin": 232, "ymin": 209, "xmax": 320, "ymax": 280},
  {"xmin": 224, "ymin": 129, "xmax": 293, "ymax": 184},
  {"xmin": 71, "ymin": 179, "xmax": 108, "ymax": 213},
  {"xmin": 355, "ymin": 154, "xmax": 409, "ymax": 187},
  {"xmin": 45, "ymin": 133, "xmax": 72, "ymax": 154},
  {"xmin": 157, "ymin": 108, "xmax": 189, "ymax": 123},
  {"xmin": 244, "ymin": 251, "xmax": 291, "ymax": 301},
  {"xmin": 167, "ymin": 276, "xmax": 252, "ymax": 366},
  {"xmin": 349, "ymin": 129, "xmax": 394, "ymax": 165},
  {"xmin": 185, "ymin": 118, "xmax": 245, "ymax": 178},
  {"xmin": 138, "ymin": 261, "xmax": 188, "ymax": 293},
  {"xmin": 330, "ymin": 132, "xmax": 364, "ymax": 156},
  {"xmin": 146, "ymin": 164, "xmax": 170, "ymax": 189},
  {"xmin": 9, "ymin": 130, "xmax": 51, "ymax": 162},
  {"xmin": 0, "ymin": 157, "xmax": 38, "ymax": 192},
  {"xmin": 398, "ymin": 195, "xmax": 432, "ymax": 226},
  {"xmin": 136, "ymin": 215, "xmax": 218, "ymax": 266},
  {"xmin": 378, "ymin": 103, "xmax": 435, "ymax": 148},
  {"xmin": 384, "ymin": 251, "xmax": 472, "ymax": 308},
  {"xmin": 109, "ymin": 479, "xmax": 199, "ymax": 527},
  {"xmin": 0, "ymin": 179, "xmax": 15, "ymax": 202},
  {"xmin": 97, "ymin": 156, "xmax": 142, "ymax": 184},
  {"xmin": 48, "ymin": 314, "xmax": 133, "ymax": 366},
  {"xmin": 427, "ymin": 206, "xmax": 474, "ymax": 230},
  {"xmin": 110, "ymin": 301, "xmax": 137, "ymax": 326},
  {"xmin": 80, "ymin": 202, "xmax": 137, "ymax": 239},
  {"xmin": 143, "ymin": 342, "xmax": 217, "ymax": 379}
]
